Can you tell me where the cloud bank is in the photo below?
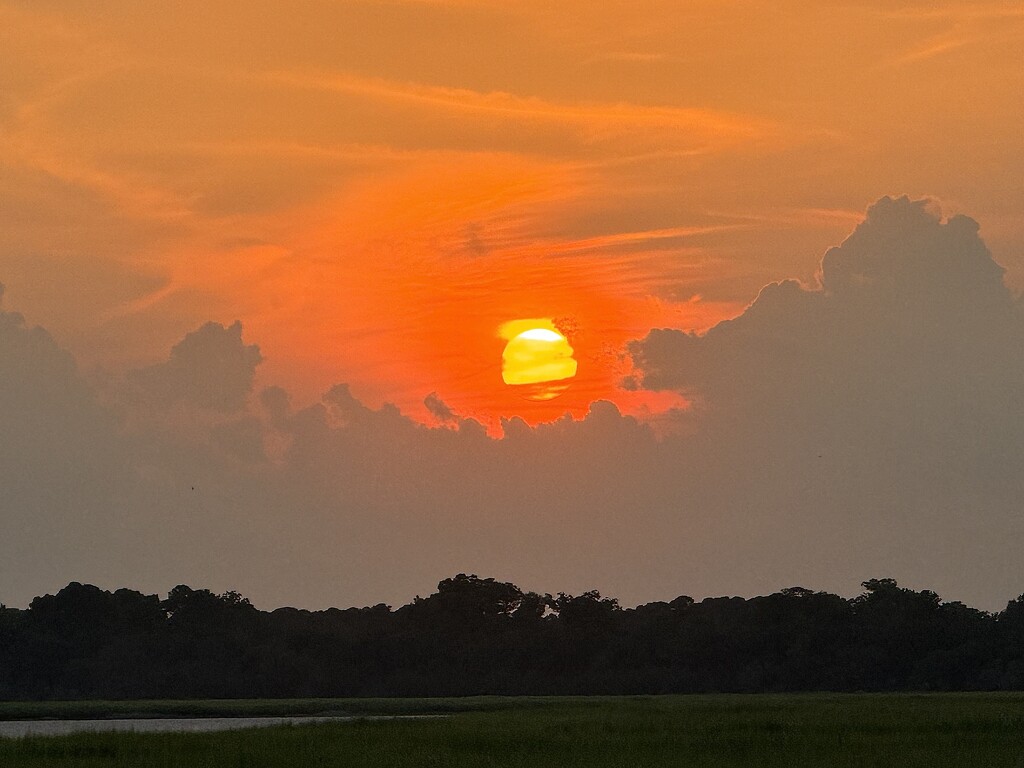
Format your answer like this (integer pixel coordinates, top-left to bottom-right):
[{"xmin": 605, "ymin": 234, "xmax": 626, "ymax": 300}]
[
  {"xmin": 630, "ymin": 196, "xmax": 1024, "ymax": 603},
  {"xmin": 3, "ymin": 198, "xmax": 1024, "ymax": 612}
]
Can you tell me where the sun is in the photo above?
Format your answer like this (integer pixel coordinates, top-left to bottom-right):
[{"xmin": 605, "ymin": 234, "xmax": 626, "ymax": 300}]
[{"xmin": 499, "ymin": 319, "xmax": 578, "ymax": 401}]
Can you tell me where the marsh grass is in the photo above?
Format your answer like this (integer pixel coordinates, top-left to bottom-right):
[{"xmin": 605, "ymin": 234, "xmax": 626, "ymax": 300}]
[{"xmin": 4, "ymin": 694, "xmax": 1024, "ymax": 767}]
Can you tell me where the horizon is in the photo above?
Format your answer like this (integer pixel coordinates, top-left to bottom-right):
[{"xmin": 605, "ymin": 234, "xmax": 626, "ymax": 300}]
[{"xmin": 3, "ymin": 572, "xmax": 1018, "ymax": 615}]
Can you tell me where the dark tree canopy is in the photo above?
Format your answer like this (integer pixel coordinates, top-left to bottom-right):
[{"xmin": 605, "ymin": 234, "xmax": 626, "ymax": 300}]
[{"xmin": 0, "ymin": 574, "xmax": 1021, "ymax": 699}]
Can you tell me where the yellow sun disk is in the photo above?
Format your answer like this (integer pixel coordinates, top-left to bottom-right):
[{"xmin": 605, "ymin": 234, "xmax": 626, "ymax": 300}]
[{"xmin": 501, "ymin": 329, "xmax": 578, "ymax": 386}]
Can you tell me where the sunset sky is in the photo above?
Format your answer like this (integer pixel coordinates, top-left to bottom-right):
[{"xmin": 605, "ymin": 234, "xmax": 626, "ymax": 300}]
[{"xmin": 2, "ymin": 1, "xmax": 1024, "ymax": 610}]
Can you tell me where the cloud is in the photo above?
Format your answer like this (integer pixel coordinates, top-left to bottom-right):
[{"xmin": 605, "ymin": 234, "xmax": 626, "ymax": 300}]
[
  {"xmin": 424, "ymin": 391, "xmax": 458, "ymax": 424},
  {"xmin": 631, "ymin": 196, "xmax": 1020, "ymax": 408},
  {"xmin": 128, "ymin": 321, "xmax": 262, "ymax": 412},
  {"xmin": 265, "ymin": 70, "xmax": 777, "ymax": 154},
  {"xmin": 0, "ymin": 287, "xmax": 131, "ymax": 595},
  {"xmin": 629, "ymin": 196, "xmax": 1024, "ymax": 604},
  {"xmin": 4, "ymin": 198, "xmax": 1024, "ymax": 614},
  {"xmin": 0, "ymin": 290, "xmax": 112, "ymax": 454},
  {"xmin": 0, "ymin": 291, "xmax": 666, "ymax": 610}
]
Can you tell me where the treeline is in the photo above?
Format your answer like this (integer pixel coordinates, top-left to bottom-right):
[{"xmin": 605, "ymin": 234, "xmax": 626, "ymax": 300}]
[{"xmin": 3, "ymin": 575, "xmax": 1024, "ymax": 699}]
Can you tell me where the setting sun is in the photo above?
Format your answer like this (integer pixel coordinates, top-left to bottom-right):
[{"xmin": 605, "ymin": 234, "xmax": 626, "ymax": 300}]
[{"xmin": 499, "ymin": 320, "xmax": 578, "ymax": 400}]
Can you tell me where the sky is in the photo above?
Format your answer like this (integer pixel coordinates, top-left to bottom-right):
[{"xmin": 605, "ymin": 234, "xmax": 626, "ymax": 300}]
[{"xmin": 2, "ymin": 0, "xmax": 1024, "ymax": 610}]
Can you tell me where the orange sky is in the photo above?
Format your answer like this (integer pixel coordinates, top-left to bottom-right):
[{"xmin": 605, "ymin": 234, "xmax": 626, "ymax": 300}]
[{"xmin": 2, "ymin": 0, "xmax": 1023, "ymax": 428}]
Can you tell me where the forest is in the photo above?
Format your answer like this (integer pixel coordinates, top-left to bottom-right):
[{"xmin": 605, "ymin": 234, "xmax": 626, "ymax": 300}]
[{"xmin": 3, "ymin": 575, "xmax": 1024, "ymax": 699}]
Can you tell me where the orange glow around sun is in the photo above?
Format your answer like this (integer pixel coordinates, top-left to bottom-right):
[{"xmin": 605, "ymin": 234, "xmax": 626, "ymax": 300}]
[{"xmin": 179, "ymin": 156, "xmax": 740, "ymax": 434}]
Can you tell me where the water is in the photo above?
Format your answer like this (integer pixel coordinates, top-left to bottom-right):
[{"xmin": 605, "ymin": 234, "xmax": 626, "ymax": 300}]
[{"xmin": 0, "ymin": 715, "xmax": 360, "ymax": 738}]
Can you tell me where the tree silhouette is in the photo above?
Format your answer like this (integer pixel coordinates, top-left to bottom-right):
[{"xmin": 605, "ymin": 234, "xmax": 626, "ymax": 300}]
[{"xmin": 0, "ymin": 576, "xmax": 1020, "ymax": 698}]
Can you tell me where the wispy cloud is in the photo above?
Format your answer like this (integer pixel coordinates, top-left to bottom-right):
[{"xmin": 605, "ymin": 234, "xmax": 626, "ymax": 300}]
[
  {"xmin": 888, "ymin": 30, "xmax": 981, "ymax": 65},
  {"xmin": 527, "ymin": 224, "xmax": 752, "ymax": 258},
  {"xmin": 880, "ymin": 4, "xmax": 1024, "ymax": 21},
  {"xmin": 263, "ymin": 70, "xmax": 778, "ymax": 148},
  {"xmin": 878, "ymin": 2, "xmax": 1024, "ymax": 66}
]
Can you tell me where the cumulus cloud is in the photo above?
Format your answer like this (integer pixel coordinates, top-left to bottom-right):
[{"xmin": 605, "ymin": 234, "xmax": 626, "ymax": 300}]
[
  {"xmin": 629, "ymin": 196, "xmax": 1024, "ymax": 605},
  {"xmin": 631, "ymin": 196, "xmax": 1024, "ymax": 421},
  {"xmin": 0, "ymin": 288, "xmax": 130, "ymax": 594},
  {"xmin": 0, "ymin": 286, "xmax": 116, "ymax": 468},
  {"xmin": 128, "ymin": 321, "xmax": 262, "ymax": 412},
  {"xmin": 0, "ymin": 310, "xmax": 273, "ymax": 606}
]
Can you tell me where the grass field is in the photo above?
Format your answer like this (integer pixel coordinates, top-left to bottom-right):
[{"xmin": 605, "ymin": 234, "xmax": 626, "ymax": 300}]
[{"xmin": 4, "ymin": 694, "xmax": 1024, "ymax": 767}]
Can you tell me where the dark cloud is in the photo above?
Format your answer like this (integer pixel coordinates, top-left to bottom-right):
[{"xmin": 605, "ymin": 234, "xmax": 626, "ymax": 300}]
[
  {"xmin": 0, "ymin": 295, "xmax": 114, "ymax": 464},
  {"xmin": 629, "ymin": 196, "xmax": 1024, "ymax": 605},
  {"xmin": 0, "ymin": 291, "xmax": 130, "ymax": 595},
  {"xmin": 259, "ymin": 385, "xmax": 291, "ymax": 426},
  {"xmin": 128, "ymin": 321, "xmax": 262, "ymax": 412},
  {"xmin": 631, "ymin": 196, "xmax": 1024, "ymax": 425},
  {"xmin": 424, "ymin": 391, "xmax": 457, "ymax": 424}
]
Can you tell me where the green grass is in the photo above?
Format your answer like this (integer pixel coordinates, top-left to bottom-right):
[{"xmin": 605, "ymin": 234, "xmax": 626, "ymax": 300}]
[{"xmin": 5, "ymin": 694, "xmax": 1024, "ymax": 767}]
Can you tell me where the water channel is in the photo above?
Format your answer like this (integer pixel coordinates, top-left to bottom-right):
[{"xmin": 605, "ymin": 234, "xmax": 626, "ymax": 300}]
[{"xmin": 0, "ymin": 715, "xmax": 381, "ymax": 738}]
